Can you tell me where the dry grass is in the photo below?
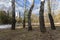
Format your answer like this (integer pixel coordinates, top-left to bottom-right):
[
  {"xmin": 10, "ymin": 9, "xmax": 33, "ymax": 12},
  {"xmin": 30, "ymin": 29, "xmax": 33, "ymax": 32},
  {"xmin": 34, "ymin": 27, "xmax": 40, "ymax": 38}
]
[{"xmin": 0, "ymin": 26, "xmax": 60, "ymax": 40}]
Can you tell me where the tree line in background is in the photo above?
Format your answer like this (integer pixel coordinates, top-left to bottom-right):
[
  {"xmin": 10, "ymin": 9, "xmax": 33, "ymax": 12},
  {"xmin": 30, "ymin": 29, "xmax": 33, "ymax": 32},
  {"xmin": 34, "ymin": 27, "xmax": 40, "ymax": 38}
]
[
  {"xmin": 0, "ymin": 0, "xmax": 59, "ymax": 33},
  {"xmin": 0, "ymin": 11, "xmax": 12, "ymax": 24}
]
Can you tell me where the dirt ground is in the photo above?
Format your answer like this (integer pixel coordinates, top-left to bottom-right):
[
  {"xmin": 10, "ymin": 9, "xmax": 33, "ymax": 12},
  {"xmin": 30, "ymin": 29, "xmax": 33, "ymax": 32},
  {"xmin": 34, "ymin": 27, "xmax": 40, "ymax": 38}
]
[{"xmin": 0, "ymin": 26, "xmax": 60, "ymax": 40}]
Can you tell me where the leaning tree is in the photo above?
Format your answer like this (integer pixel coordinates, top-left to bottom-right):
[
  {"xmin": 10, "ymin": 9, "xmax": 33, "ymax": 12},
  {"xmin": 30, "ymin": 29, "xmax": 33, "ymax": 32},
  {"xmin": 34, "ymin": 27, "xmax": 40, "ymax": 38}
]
[
  {"xmin": 48, "ymin": 0, "xmax": 56, "ymax": 30},
  {"xmin": 28, "ymin": 0, "xmax": 34, "ymax": 31}
]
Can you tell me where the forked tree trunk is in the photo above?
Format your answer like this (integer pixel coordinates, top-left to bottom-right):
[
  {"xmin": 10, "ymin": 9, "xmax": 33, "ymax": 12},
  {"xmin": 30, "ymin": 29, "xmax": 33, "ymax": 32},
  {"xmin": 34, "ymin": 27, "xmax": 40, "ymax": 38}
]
[
  {"xmin": 11, "ymin": 0, "xmax": 16, "ymax": 30},
  {"xmin": 28, "ymin": 1, "xmax": 34, "ymax": 31},
  {"xmin": 48, "ymin": 0, "xmax": 56, "ymax": 30},
  {"xmin": 39, "ymin": 0, "xmax": 46, "ymax": 33}
]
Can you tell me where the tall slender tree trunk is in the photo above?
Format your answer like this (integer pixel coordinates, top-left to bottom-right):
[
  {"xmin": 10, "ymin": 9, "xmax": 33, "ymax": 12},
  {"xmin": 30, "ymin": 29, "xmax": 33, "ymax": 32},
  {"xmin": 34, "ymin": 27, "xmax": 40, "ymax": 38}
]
[
  {"xmin": 48, "ymin": 0, "xmax": 56, "ymax": 30},
  {"xmin": 19, "ymin": 12, "xmax": 21, "ymax": 19},
  {"xmin": 7, "ymin": 10, "xmax": 9, "ymax": 16},
  {"xmin": 39, "ymin": 0, "xmax": 46, "ymax": 33},
  {"xmin": 28, "ymin": 0, "xmax": 34, "ymax": 31},
  {"xmin": 23, "ymin": 0, "xmax": 26, "ymax": 28},
  {"xmin": 23, "ymin": 11, "xmax": 26, "ymax": 28},
  {"xmin": 11, "ymin": 0, "xmax": 16, "ymax": 30}
]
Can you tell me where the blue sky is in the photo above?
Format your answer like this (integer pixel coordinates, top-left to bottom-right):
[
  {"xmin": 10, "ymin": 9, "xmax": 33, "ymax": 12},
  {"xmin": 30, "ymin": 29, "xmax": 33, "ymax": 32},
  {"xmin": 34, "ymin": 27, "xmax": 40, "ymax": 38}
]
[
  {"xmin": 15, "ymin": 0, "xmax": 40, "ymax": 15},
  {"xmin": 0, "ymin": 0, "xmax": 60, "ymax": 16}
]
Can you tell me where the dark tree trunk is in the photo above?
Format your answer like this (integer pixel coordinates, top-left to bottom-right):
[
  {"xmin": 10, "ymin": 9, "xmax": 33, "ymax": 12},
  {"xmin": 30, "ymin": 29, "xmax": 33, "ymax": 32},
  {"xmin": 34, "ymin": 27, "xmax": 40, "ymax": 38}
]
[
  {"xmin": 28, "ymin": 14, "xmax": 32, "ymax": 31},
  {"xmin": 39, "ymin": 1, "xmax": 46, "ymax": 33},
  {"xmin": 7, "ymin": 10, "xmax": 9, "ymax": 16},
  {"xmin": 19, "ymin": 12, "xmax": 21, "ymax": 18},
  {"xmin": 48, "ymin": 13, "xmax": 56, "ymax": 30},
  {"xmin": 11, "ymin": 0, "xmax": 16, "ymax": 30},
  {"xmin": 23, "ymin": 10, "xmax": 26, "ymax": 28},
  {"xmin": 23, "ymin": 0, "xmax": 26, "ymax": 28},
  {"xmin": 48, "ymin": 0, "xmax": 56, "ymax": 30},
  {"xmin": 23, "ymin": 16, "xmax": 25, "ymax": 28},
  {"xmin": 28, "ymin": 2, "xmax": 34, "ymax": 31}
]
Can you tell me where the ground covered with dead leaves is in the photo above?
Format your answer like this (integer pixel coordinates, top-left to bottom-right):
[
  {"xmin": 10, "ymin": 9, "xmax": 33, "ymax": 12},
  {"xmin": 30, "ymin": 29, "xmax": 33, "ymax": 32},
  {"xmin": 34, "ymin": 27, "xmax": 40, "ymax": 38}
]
[{"xmin": 0, "ymin": 26, "xmax": 60, "ymax": 40}]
